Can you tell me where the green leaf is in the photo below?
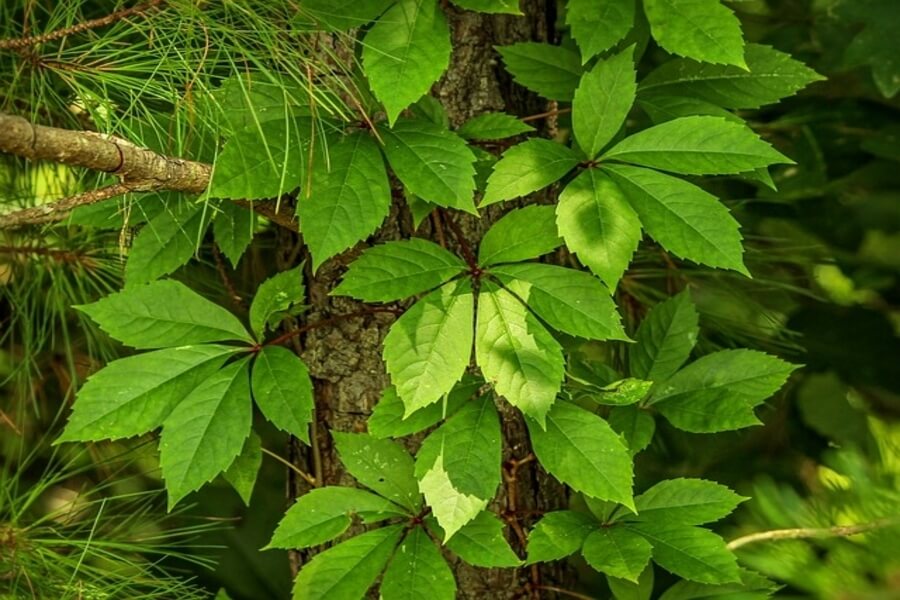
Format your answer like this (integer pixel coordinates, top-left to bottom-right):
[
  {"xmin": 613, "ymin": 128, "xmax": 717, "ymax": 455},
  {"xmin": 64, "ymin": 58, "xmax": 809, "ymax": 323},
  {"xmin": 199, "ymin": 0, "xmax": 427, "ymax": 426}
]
[
  {"xmin": 380, "ymin": 528, "xmax": 456, "ymax": 600},
  {"xmin": 639, "ymin": 44, "xmax": 824, "ymax": 109},
  {"xmin": 126, "ymin": 201, "xmax": 210, "ymax": 285},
  {"xmin": 295, "ymin": 0, "xmax": 394, "ymax": 31},
  {"xmin": 602, "ymin": 164, "xmax": 747, "ymax": 274},
  {"xmin": 650, "ymin": 349, "xmax": 797, "ymax": 433},
  {"xmin": 367, "ymin": 379, "xmax": 477, "ymax": 439},
  {"xmin": 630, "ymin": 290, "xmax": 699, "ymax": 382},
  {"xmin": 333, "ymin": 433, "xmax": 422, "ymax": 512},
  {"xmin": 602, "ymin": 116, "xmax": 791, "ymax": 175},
  {"xmin": 566, "ymin": 0, "xmax": 635, "ymax": 63},
  {"xmin": 223, "ymin": 431, "xmax": 262, "ymax": 506},
  {"xmin": 608, "ymin": 406, "xmax": 656, "ymax": 455},
  {"xmin": 269, "ymin": 487, "xmax": 408, "ymax": 550},
  {"xmin": 457, "ymin": 112, "xmax": 534, "ymax": 140},
  {"xmin": 482, "ymin": 139, "xmax": 579, "ymax": 206},
  {"xmin": 252, "ymin": 346, "xmax": 314, "ymax": 443},
  {"xmin": 451, "ymin": 0, "xmax": 521, "ymax": 14},
  {"xmin": 843, "ymin": 1, "xmax": 900, "ymax": 98},
  {"xmin": 556, "ymin": 169, "xmax": 642, "ymax": 290},
  {"xmin": 582, "ymin": 527, "xmax": 652, "ymax": 582},
  {"xmin": 362, "ymin": 0, "xmax": 451, "ymax": 125},
  {"xmin": 628, "ymin": 522, "xmax": 740, "ymax": 585},
  {"xmin": 434, "ymin": 511, "xmax": 522, "ymax": 567},
  {"xmin": 383, "ymin": 279, "xmax": 474, "ymax": 416},
  {"xmin": 526, "ymin": 510, "xmax": 595, "ymax": 563},
  {"xmin": 496, "ymin": 42, "xmax": 583, "ymax": 100},
  {"xmin": 630, "ymin": 478, "xmax": 746, "ymax": 526},
  {"xmin": 590, "ymin": 379, "xmax": 653, "ymax": 407},
  {"xmin": 636, "ymin": 95, "xmax": 741, "ymax": 125},
  {"xmin": 478, "ymin": 205, "xmax": 562, "ymax": 266},
  {"xmin": 249, "ymin": 265, "xmax": 306, "ymax": 339},
  {"xmin": 213, "ymin": 201, "xmax": 256, "ymax": 268},
  {"xmin": 418, "ymin": 449, "xmax": 488, "ymax": 540},
  {"xmin": 160, "ymin": 358, "xmax": 253, "ymax": 508},
  {"xmin": 332, "ymin": 238, "xmax": 466, "ymax": 302},
  {"xmin": 58, "ymin": 345, "xmax": 238, "ymax": 442},
  {"xmin": 208, "ymin": 72, "xmax": 307, "ymax": 132},
  {"xmin": 491, "ymin": 263, "xmax": 628, "ymax": 341},
  {"xmin": 379, "ymin": 120, "xmax": 477, "ymax": 212},
  {"xmin": 573, "ymin": 47, "xmax": 637, "ymax": 158},
  {"xmin": 608, "ymin": 565, "xmax": 655, "ymax": 600},
  {"xmin": 78, "ymin": 280, "xmax": 253, "ymax": 349},
  {"xmin": 475, "ymin": 282, "xmax": 564, "ymax": 426},
  {"xmin": 291, "ymin": 525, "xmax": 404, "ymax": 600},
  {"xmin": 299, "ymin": 132, "xmax": 391, "ymax": 270},
  {"xmin": 209, "ymin": 117, "xmax": 309, "ymax": 200},
  {"xmin": 658, "ymin": 568, "xmax": 778, "ymax": 600},
  {"xmin": 415, "ymin": 396, "xmax": 502, "ymax": 501},
  {"xmin": 528, "ymin": 401, "xmax": 634, "ymax": 508},
  {"xmin": 642, "ymin": 0, "xmax": 745, "ymax": 67}
]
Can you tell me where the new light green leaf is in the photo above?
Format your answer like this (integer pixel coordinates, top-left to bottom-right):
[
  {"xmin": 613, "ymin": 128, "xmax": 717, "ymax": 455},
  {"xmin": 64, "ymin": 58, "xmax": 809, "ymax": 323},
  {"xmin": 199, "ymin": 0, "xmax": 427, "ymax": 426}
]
[
  {"xmin": 526, "ymin": 510, "xmax": 595, "ymax": 563},
  {"xmin": 362, "ymin": 0, "xmax": 451, "ymax": 124},
  {"xmin": 631, "ymin": 478, "xmax": 747, "ymax": 525},
  {"xmin": 434, "ymin": 511, "xmax": 522, "ymax": 567},
  {"xmin": 628, "ymin": 522, "xmax": 741, "ymax": 585},
  {"xmin": 78, "ymin": 280, "xmax": 253, "ymax": 349},
  {"xmin": 566, "ymin": 0, "xmax": 634, "ymax": 63},
  {"xmin": 367, "ymin": 379, "xmax": 476, "ymax": 439},
  {"xmin": 582, "ymin": 527, "xmax": 652, "ymax": 582},
  {"xmin": 482, "ymin": 138, "xmax": 579, "ymax": 206},
  {"xmin": 642, "ymin": 0, "xmax": 745, "ymax": 67},
  {"xmin": 528, "ymin": 401, "xmax": 634, "ymax": 508},
  {"xmin": 451, "ymin": 0, "xmax": 521, "ymax": 14},
  {"xmin": 640, "ymin": 44, "xmax": 824, "ymax": 109},
  {"xmin": 492, "ymin": 263, "xmax": 628, "ymax": 341},
  {"xmin": 383, "ymin": 279, "xmax": 474, "ymax": 416},
  {"xmin": 573, "ymin": 47, "xmax": 637, "ymax": 158},
  {"xmin": 496, "ymin": 42, "xmax": 582, "ymax": 100},
  {"xmin": 378, "ymin": 120, "xmax": 477, "ymax": 212},
  {"xmin": 299, "ymin": 132, "xmax": 391, "ymax": 270},
  {"xmin": 292, "ymin": 525, "xmax": 404, "ymax": 600},
  {"xmin": 332, "ymin": 238, "xmax": 466, "ymax": 302},
  {"xmin": 209, "ymin": 117, "xmax": 309, "ymax": 200},
  {"xmin": 650, "ymin": 349, "xmax": 797, "ymax": 433},
  {"xmin": 630, "ymin": 289, "xmax": 699, "ymax": 382},
  {"xmin": 269, "ymin": 487, "xmax": 408, "ymax": 550},
  {"xmin": 252, "ymin": 346, "xmax": 314, "ymax": 443},
  {"xmin": 457, "ymin": 112, "xmax": 534, "ymax": 141},
  {"xmin": 418, "ymin": 450, "xmax": 488, "ymax": 540},
  {"xmin": 223, "ymin": 431, "xmax": 262, "ymax": 505},
  {"xmin": 414, "ymin": 396, "xmax": 502, "ymax": 502},
  {"xmin": 602, "ymin": 116, "xmax": 791, "ymax": 175},
  {"xmin": 475, "ymin": 282, "xmax": 564, "ymax": 426},
  {"xmin": 478, "ymin": 205, "xmax": 562, "ymax": 266},
  {"xmin": 249, "ymin": 265, "xmax": 305, "ymax": 339},
  {"xmin": 333, "ymin": 433, "xmax": 422, "ymax": 512},
  {"xmin": 295, "ymin": 0, "xmax": 393, "ymax": 31},
  {"xmin": 380, "ymin": 528, "xmax": 456, "ymax": 600},
  {"xmin": 160, "ymin": 358, "xmax": 253, "ymax": 508},
  {"xmin": 58, "ymin": 345, "xmax": 238, "ymax": 443},
  {"xmin": 602, "ymin": 164, "xmax": 747, "ymax": 274},
  {"xmin": 556, "ymin": 169, "xmax": 642, "ymax": 290},
  {"xmin": 126, "ymin": 200, "xmax": 210, "ymax": 285},
  {"xmin": 213, "ymin": 201, "xmax": 256, "ymax": 268}
]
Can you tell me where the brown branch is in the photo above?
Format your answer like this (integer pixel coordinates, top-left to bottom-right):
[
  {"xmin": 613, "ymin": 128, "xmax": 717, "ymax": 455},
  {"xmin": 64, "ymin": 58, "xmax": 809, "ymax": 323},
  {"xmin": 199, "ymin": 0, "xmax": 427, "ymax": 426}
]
[
  {"xmin": 727, "ymin": 517, "xmax": 900, "ymax": 550},
  {"xmin": 0, "ymin": 0, "xmax": 165, "ymax": 50},
  {"xmin": 0, "ymin": 113, "xmax": 299, "ymax": 231},
  {"xmin": 520, "ymin": 107, "xmax": 571, "ymax": 123}
]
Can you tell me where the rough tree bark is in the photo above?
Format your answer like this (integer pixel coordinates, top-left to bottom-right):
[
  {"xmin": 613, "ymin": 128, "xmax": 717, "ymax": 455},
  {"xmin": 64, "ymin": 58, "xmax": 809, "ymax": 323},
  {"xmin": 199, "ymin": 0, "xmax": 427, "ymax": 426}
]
[{"xmin": 286, "ymin": 3, "xmax": 573, "ymax": 598}]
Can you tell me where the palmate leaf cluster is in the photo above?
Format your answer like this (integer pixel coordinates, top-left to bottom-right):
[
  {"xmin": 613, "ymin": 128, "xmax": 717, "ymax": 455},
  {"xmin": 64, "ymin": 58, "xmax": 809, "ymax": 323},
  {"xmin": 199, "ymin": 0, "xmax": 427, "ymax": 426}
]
[{"xmin": 41, "ymin": 0, "xmax": 832, "ymax": 598}]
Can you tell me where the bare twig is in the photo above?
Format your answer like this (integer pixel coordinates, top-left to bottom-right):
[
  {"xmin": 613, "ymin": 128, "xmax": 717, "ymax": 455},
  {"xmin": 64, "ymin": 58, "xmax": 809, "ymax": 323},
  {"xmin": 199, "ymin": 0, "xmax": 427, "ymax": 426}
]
[
  {"xmin": 261, "ymin": 447, "xmax": 317, "ymax": 487},
  {"xmin": 0, "ymin": 0, "xmax": 165, "ymax": 50},
  {"xmin": 727, "ymin": 517, "xmax": 900, "ymax": 550}
]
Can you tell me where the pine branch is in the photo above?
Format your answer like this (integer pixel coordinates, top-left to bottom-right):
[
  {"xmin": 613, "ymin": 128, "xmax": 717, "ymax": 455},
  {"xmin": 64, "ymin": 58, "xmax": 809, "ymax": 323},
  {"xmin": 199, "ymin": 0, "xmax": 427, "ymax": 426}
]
[
  {"xmin": 0, "ymin": 113, "xmax": 298, "ymax": 231},
  {"xmin": 727, "ymin": 516, "xmax": 900, "ymax": 550}
]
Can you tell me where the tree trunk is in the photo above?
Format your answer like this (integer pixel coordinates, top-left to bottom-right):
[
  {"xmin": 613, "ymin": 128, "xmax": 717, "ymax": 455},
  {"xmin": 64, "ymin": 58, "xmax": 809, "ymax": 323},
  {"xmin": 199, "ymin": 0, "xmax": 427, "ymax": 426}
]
[{"xmin": 286, "ymin": 3, "xmax": 572, "ymax": 597}]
